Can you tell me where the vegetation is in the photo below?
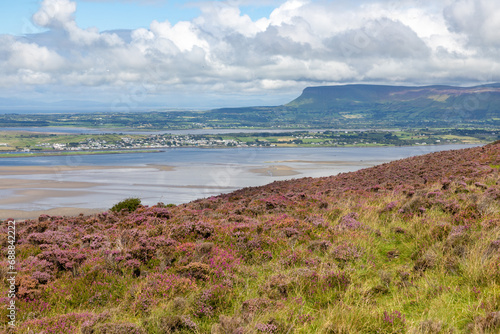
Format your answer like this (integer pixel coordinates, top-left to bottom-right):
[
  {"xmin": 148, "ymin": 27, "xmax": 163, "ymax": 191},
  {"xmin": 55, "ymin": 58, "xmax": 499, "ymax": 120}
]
[
  {"xmin": 0, "ymin": 129, "xmax": 498, "ymax": 156},
  {"xmin": 2, "ymin": 84, "xmax": 500, "ymax": 130},
  {"xmin": 1, "ymin": 142, "xmax": 499, "ymax": 333},
  {"xmin": 284, "ymin": 83, "xmax": 500, "ymax": 128},
  {"xmin": 110, "ymin": 198, "xmax": 142, "ymax": 213}
]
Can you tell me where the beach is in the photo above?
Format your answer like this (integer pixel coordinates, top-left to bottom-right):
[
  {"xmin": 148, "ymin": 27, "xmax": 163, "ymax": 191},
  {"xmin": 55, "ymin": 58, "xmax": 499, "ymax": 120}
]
[
  {"xmin": 0, "ymin": 163, "xmax": 308, "ymax": 220},
  {"xmin": 0, "ymin": 145, "xmax": 479, "ymax": 220},
  {"xmin": 0, "ymin": 207, "xmax": 105, "ymax": 220},
  {"xmin": 0, "ymin": 165, "xmax": 175, "ymax": 220}
]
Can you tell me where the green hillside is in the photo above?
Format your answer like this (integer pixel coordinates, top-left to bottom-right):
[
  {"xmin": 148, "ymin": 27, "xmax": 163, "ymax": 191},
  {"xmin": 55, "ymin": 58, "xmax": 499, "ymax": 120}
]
[
  {"xmin": 281, "ymin": 83, "xmax": 500, "ymax": 127},
  {"xmin": 3, "ymin": 142, "xmax": 500, "ymax": 333},
  {"xmin": 2, "ymin": 83, "xmax": 500, "ymax": 129}
]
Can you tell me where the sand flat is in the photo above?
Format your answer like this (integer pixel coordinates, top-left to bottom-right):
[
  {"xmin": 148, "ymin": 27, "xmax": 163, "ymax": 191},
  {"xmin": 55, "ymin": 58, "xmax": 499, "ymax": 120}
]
[
  {"xmin": 0, "ymin": 189, "xmax": 94, "ymax": 205},
  {"xmin": 0, "ymin": 165, "xmax": 124, "ymax": 175},
  {"xmin": 146, "ymin": 164, "xmax": 176, "ymax": 171},
  {"xmin": 249, "ymin": 165, "xmax": 301, "ymax": 176},
  {"xmin": 0, "ymin": 207, "xmax": 105, "ymax": 220},
  {"xmin": 0, "ymin": 165, "xmax": 175, "ymax": 175},
  {"xmin": 0, "ymin": 178, "xmax": 100, "ymax": 190},
  {"xmin": 265, "ymin": 160, "xmax": 381, "ymax": 165}
]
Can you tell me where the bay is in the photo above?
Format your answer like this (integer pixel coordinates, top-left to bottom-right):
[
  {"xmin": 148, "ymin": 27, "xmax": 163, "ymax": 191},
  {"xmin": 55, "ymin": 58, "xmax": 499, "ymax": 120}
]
[{"xmin": 0, "ymin": 144, "xmax": 478, "ymax": 212}]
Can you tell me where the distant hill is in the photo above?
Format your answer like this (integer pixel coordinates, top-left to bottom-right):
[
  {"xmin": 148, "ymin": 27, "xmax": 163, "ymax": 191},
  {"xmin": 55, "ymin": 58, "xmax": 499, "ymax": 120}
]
[
  {"xmin": 285, "ymin": 83, "xmax": 500, "ymax": 125},
  {"xmin": 2, "ymin": 83, "xmax": 500, "ymax": 128},
  {"xmin": 209, "ymin": 83, "xmax": 500, "ymax": 127}
]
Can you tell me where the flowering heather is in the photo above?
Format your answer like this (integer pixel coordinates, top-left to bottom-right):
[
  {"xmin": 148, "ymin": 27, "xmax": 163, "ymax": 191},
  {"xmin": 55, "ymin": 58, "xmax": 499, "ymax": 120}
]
[
  {"xmin": 2, "ymin": 142, "xmax": 500, "ymax": 333},
  {"xmin": 335, "ymin": 212, "xmax": 365, "ymax": 231},
  {"xmin": 255, "ymin": 322, "xmax": 279, "ymax": 333}
]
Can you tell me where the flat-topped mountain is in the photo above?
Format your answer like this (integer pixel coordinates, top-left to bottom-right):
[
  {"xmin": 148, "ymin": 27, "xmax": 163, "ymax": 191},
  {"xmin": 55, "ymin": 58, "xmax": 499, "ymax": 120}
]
[
  {"xmin": 210, "ymin": 83, "xmax": 500, "ymax": 127},
  {"xmin": 288, "ymin": 83, "xmax": 500, "ymax": 106},
  {"xmin": 2, "ymin": 83, "xmax": 500, "ymax": 129},
  {"xmin": 284, "ymin": 83, "xmax": 500, "ymax": 124}
]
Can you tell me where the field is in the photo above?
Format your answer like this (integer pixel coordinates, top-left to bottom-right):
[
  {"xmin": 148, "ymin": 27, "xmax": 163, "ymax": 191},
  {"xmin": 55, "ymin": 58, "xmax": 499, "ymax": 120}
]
[
  {"xmin": 1, "ymin": 142, "xmax": 499, "ymax": 333},
  {"xmin": 0, "ymin": 129, "xmax": 498, "ymax": 156}
]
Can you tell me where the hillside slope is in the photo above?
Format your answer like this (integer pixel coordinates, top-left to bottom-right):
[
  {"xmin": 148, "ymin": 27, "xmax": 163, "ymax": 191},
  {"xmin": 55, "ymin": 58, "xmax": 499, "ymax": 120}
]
[
  {"xmin": 208, "ymin": 83, "xmax": 500, "ymax": 128},
  {"xmin": 284, "ymin": 83, "xmax": 500, "ymax": 126},
  {"xmin": 2, "ymin": 142, "xmax": 500, "ymax": 333}
]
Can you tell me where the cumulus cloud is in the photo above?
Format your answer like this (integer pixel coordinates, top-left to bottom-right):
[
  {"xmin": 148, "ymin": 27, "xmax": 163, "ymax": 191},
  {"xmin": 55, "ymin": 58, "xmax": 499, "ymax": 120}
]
[
  {"xmin": 444, "ymin": 0, "xmax": 500, "ymax": 48},
  {"xmin": 32, "ymin": 0, "xmax": 76, "ymax": 29},
  {"xmin": 33, "ymin": 0, "xmax": 124, "ymax": 46},
  {"xmin": 1, "ymin": 0, "xmax": 500, "ymax": 107}
]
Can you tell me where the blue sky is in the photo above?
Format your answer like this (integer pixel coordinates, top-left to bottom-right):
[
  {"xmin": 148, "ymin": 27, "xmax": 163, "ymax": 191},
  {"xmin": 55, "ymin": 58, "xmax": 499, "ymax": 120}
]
[
  {"xmin": 0, "ymin": 0, "xmax": 499, "ymax": 111},
  {"xmin": 0, "ymin": 0, "xmax": 276, "ymax": 34}
]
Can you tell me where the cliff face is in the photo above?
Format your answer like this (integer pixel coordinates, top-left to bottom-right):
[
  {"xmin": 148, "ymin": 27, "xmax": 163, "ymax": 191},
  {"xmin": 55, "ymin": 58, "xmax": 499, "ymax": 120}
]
[{"xmin": 5, "ymin": 142, "xmax": 500, "ymax": 333}]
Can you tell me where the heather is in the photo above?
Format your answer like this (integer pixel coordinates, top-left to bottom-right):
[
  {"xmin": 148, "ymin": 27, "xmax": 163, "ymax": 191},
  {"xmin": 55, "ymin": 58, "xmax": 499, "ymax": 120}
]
[{"xmin": 1, "ymin": 142, "xmax": 500, "ymax": 333}]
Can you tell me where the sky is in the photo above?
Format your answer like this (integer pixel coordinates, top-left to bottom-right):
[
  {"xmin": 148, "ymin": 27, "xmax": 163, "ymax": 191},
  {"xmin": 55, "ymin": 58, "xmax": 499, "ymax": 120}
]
[{"xmin": 0, "ymin": 0, "xmax": 500, "ymax": 111}]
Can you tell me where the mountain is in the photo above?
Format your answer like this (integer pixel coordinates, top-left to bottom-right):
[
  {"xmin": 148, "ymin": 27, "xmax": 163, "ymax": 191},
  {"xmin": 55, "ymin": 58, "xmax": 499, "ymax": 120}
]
[
  {"xmin": 284, "ymin": 83, "xmax": 500, "ymax": 126},
  {"xmin": 2, "ymin": 83, "xmax": 500, "ymax": 127},
  {"xmin": 208, "ymin": 83, "xmax": 500, "ymax": 128},
  {"xmin": 7, "ymin": 142, "xmax": 500, "ymax": 333}
]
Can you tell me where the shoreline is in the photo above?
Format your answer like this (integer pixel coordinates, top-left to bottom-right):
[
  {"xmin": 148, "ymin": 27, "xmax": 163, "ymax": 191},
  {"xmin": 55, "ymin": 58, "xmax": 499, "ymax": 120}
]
[
  {"xmin": 0, "ymin": 149, "xmax": 163, "ymax": 158},
  {"xmin": 0, "ymin": 144, "xmax": 482, "ymax": 221},
  {"xmin": 0, "ymin": 165, "xmax": 174, "ymax": 175},
  {"xmin": 0, "ymin": 207, "xmax": 106, "ymax": 221},
  {"xmin": 0, "ymin": 141, "xmax": 486, "ymax": 158}
]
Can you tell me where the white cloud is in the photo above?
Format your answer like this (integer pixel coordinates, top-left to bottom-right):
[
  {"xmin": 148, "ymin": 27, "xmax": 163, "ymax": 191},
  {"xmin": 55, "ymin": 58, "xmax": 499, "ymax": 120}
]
[
  {"xmin": 0, "ymin": 0, "xmax": 499, "ymax": 107},
  {"xmin": 195, "ymin": 2, "xmax": 266, "ymax": 37},
  {"xmin": 444, "ymin": 0, "xmax": 500, "ymax": 48},
  {"xmin": 33, "ymin": 0, "xmax": 124, "ymax": 46},
  {"xmin": 149, "ymin": 20, "xmax": 209, "ymax": 52},
  {"xmin": 32, "ymin": 0, "xmax": 76, "ymax": 28}
]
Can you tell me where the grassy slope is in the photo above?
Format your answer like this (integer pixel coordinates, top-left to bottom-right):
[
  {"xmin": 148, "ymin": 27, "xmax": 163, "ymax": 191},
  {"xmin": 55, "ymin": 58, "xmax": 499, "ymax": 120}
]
[
  {"xmin": 285, "ymin": 84, "xmax": 500, "ymax": 124},
  {"xmin": 1, "ymin": 143, "xmax": 500, "ymax": 333}
]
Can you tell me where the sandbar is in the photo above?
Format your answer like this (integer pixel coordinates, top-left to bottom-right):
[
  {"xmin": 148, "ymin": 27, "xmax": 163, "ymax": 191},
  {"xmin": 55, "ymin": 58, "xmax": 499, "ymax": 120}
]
[
  {"xmin": 146, "ymin": 164, "xmax": 176, "ymax": 171},
  {"xmin": 249, "ymin": 165, "xmax": 300, "ymax": 177},
  {"xmin": 0, "ymin": 164, "xmax": 175, "ymax": 175},
  {"xmin": 265, "ymin": 160, "xmax": 382, "ymax": 165},
  {"xmin": 0, "ymin": 165, "xmax": 125, "ymax": 175},
  {"xmin": 0, "ymin": 189, "xmax": 93, "ymax": 205},
  {"xmin": 0, "ymin": 179, "xmax": 100, "ymax": 190},
  {"xmin": 0, "ymin": 207, "xmax": 106, "ymax": 221},
  {"xmin": 132, "ymin": 182, "xmax": 237, "ymax": 189}
]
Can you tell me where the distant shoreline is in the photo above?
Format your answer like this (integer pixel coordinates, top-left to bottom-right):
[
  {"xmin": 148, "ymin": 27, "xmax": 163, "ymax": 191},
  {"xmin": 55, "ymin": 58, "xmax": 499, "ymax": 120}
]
[
  {"xmin": 0, "ymin": 144, "xmax": 482, "ymax": 221},
  {"xmin": 0, "ymin": 149, "xmax": 163, "ymax": 158},
  {"xmin": 0, "ymin": 207, "xmax": 106, "ymax": 221},
  {"xmin": 0, "ymin": 142, "xmax": 485, "ymax": 158}
]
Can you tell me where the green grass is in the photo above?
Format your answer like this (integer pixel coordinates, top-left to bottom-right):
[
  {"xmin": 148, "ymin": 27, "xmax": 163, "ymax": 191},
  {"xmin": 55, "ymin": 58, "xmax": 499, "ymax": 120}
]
[{"xmin": 3, "ymin": 143, "xmax": 500, "ymax": 333}]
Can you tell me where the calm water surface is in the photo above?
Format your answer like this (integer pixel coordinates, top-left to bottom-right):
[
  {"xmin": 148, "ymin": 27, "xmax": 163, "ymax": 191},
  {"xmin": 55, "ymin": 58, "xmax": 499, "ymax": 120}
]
[{"xmin": 0, "ymin": 145, "xmax": 478, "ymax": 211}]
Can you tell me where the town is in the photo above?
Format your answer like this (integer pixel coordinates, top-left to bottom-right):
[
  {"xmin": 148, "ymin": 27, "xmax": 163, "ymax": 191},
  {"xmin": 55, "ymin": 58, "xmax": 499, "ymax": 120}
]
[{"xmin": 1, "ymin": 129, "xmax": 497, "ymax": 156}]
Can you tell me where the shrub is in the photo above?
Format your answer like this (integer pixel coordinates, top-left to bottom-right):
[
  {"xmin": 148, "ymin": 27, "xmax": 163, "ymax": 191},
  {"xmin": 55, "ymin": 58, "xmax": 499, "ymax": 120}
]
[
  {"xmin": 155, "ymin": 315, "xmax": 198, "ymax": 333},
  {"xmin": 212, "ymin": 315, "xmax": 244, "ymax": 334},
  {"xmin": 177, "ymin": 262, "xmax": 211, "ymax": 280},
  {"xmin": 417, "ymin": 319, "xmax": 444, "ymax": 333},
  {"xmin": 91, "ymin": 322, "xmax": 146, "ymax": 334},
  {"xmin": 241, "ymin": 297, "xmax": 273, "ymax": 316},
  {"xmin": 110, "ymin": 198, "xmax": 142, "ymax": 213},
  {"xmin": 468, "ymin": 311, "xmax": 500, "ymax": 333}
]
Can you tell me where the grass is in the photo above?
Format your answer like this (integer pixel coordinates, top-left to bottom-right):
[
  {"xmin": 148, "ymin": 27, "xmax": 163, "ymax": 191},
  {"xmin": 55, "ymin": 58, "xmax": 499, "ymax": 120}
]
[
  {"xmin": 1, "ymin": 142, "xmax": 500, "ymax": 333},
  {"xmin": 0, "ymin": 132, "xmax": 137, "ymax": 149}
]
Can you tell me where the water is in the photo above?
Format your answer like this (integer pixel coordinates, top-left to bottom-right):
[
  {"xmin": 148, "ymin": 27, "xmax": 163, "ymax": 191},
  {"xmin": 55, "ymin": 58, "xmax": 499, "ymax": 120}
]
[{"xmin": 0, "ymin": 145, "xmax": 478, "ymax": 211}]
